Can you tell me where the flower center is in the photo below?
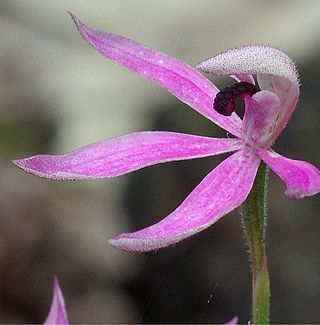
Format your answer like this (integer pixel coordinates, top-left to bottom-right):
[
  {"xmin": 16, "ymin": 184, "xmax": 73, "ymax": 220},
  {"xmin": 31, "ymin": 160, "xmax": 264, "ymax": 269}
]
[{"xmin": 214, "ymin": 82, "xmax": 259, "ymax": 116}]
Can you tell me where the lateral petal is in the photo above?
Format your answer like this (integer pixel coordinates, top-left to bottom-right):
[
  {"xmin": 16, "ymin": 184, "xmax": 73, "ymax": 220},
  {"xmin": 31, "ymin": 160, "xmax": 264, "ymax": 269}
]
[
  {"xmin": 44, "ymin": 277, "xmax": 69, "ymax": 325},
  {"xmin": 69, "ymin": 12, "xmax": 242, "ymax": 137},
  {"xmin": 258, "ymin": 149, "xmax": 320, "ymax": 199},
  {"xmin": 108, "ymin": 148, "xmax": 260, "ymax": 252},
  {"xmin": 13, "ymin": 132, "xmax": 243, "ymax": 180},
  {"xmin": 268, "ymin": 76, "xmax": 299, "ymax": 142},
  {"xmin": 242, "ymin": 90, "xmax": 281, "ymax": 147}
]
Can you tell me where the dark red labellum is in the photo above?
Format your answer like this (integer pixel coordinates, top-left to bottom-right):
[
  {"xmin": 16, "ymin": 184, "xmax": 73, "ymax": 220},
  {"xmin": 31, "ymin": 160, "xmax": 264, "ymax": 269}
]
[{"xmin": 213, "ymin": 82, "xmax": 259, "ymax": 116}]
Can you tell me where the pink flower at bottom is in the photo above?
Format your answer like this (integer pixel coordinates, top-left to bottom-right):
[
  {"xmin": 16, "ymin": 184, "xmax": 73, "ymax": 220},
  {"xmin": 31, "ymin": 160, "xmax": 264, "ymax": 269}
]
[
  {"xmin": 13, "ymin": 13, "xmax": 320, "ymax": 252},
  {"xmin": 41, "ymin": 276, "xmax": 235, "ymax": 324},
  {"xmin": 44, "ymin": 277, "xmax": 69, "ymax": 325},
  {"xmin": 224, "ymin": 316, "xmax": 238, "ymax": 325},
  {"xmin": 42, "ymin": 276, "xmax": 234, "ymax": 324}
]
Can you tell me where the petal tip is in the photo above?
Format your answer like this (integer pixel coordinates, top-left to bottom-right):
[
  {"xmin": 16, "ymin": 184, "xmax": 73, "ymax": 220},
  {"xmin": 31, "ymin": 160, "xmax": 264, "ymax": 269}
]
[
  {"xmin": 12, "ymin": 157, "xmax": 47, "ymax": 178},
  {"xmin": 108, "ymin": 236, "xmax": 155, "ymax": 253},
  {"xmin": 12, "ymin": 158, "xmax": 38, "ymax": 175},
  {"xmin": 285, "ymin": 187, "xmax": 320, "ymax": 200},
  {"xmin": 108, "ymin": 237, "xmax": 124, "ymax": 250},
  {"xmin": 225, "ymin": 316, "xmax": 238, "ymax": 325},
  {"xmin": 68, "ymin": 11, "xmax": 86, "ymax": 35},
  {"xmin": 108, "ymin": 234, "xmax": 180, "ymax": 252},
  {"xmin": 12, "ymin": 158, "xmax": 23, "ymax": 168},
  {"xmin": 67, "ymin": 11, "xmax": 79, "ymax": 25},
  {"xmin": 53, "ymin": 275, "xmax": 59, "ymax": 287},
  {"xmin": 44, "ymin": 276, "xmax": 69, "ymax": 325},
  {"xmin": 195, "ymin": 61, "xmax": 205, "ymax": 70},
  {"xmin": 67, "ymin": 10, "xmax": 74, "ymax": 18},
  {"xmin": 13, "ymin": 155, "xmax": 91, "ymax": 180}
]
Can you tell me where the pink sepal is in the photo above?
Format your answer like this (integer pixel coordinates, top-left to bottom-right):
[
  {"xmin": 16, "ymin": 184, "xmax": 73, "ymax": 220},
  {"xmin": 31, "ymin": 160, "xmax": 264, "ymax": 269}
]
[
  {"xmin": 258, "ymin": 149, "xmax": 320, "ymax": 199},
  {"xmin": 69, "ymin": 12, "xmax": 242, "ymax": 137},
  {"xmin": 109, "ymin": 148, "xmax": 260, "ymax": 252},
  {"xmin": 13, "ymin": 132, "xmax": 243, "ymax": 180},
  {"xmin": 44, "ymin": 277, "xmax": 69, "ymax": 325}
]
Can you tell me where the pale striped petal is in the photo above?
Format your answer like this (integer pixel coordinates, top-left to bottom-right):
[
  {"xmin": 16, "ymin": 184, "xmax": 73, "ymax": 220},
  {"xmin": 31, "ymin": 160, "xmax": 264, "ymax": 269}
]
[
  {"xmin": 13, "ymin": 132, "xmax": 243, "ymax": 180},
  {"xmin": 44, "ymin": 277, "xmax": 68, "ymax": 325},
  {"xmin": 69, "ymin": 12, "xmax": 242, "ymax": 137},
  {"xmin": 109, "ymin": 148, "xmax": 260, "ymax": 251}
]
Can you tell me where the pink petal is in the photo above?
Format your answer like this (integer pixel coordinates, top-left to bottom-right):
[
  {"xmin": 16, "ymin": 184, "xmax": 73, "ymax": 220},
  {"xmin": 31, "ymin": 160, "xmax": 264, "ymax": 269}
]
[
  {"xmin": 258, "ymin": 149, "xmax": 320, "ymax": 199},
  {"xmin": 224, "ymin": 316, "xmax": 238, "ymax": 325},
  {"xmin": 196, "ymin": 45, "xmax": 299, "ymax": 85},
  {"xmin": 44, "ymin": 277, "xmax": 69, "ymax": 325},
  {"xmin": 268, "ymin": 76, "xmax": 299, "ymax": 142},
  {"xmin": 108, "ymin": 148, "xmax": 260, "ymax": 252},
  {"xmin": 13, "ymin": 132, "xmax": 243, "ymax": 180},
  {"xmin": 257, "ymin": 75, "xmax": 300, "ymax": 144},
  {"xmin": 242, "ymin": 90, "xmax": 281, "ymax": 147},
  {"xmin": 68, "ymin": 12, "xmax": 242, "ymax": 137}
]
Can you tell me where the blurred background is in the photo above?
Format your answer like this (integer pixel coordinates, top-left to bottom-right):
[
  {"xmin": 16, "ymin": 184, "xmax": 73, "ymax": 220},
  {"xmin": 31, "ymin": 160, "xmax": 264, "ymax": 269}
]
[{"xmin": 0, "ymin": 0, "xmax": 319, "ymax": 323}]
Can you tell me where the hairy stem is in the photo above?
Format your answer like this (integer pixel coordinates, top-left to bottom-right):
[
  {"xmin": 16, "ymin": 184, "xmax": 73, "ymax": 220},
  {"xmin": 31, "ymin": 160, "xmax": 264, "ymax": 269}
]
[{"xmin": 241, "ymin": 162, "xmax": 270, "ymax": 324}]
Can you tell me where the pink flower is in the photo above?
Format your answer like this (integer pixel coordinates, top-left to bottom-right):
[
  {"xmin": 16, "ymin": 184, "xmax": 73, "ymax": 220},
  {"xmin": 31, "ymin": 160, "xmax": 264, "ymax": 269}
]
[
  {"xmin": 41, "ymin": 275, "xmax": 234, "ymax": 324},
  {"xmin": 13, "ymin": 13, "xmax": 320, "ymax": 252},
  {"xmin": 44, "ymin": 277, "xmax": 69, "ymax": 325}
]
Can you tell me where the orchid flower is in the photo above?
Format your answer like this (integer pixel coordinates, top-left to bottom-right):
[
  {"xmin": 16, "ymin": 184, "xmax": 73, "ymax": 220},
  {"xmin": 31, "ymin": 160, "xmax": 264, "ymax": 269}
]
[
  {"xmin": 13, "ymin": 13, "xmax": 320, "ymax": 253},
  {"xmin": 44, "ymin": 277, "xmax": 69, "ymax": 325}
]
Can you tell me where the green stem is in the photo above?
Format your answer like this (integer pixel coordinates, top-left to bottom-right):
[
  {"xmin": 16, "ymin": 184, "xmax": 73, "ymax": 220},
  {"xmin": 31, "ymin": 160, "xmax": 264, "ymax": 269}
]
[{"xmin": 241, "ymin": 162, "xmax": 270, "ymax": 324}]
